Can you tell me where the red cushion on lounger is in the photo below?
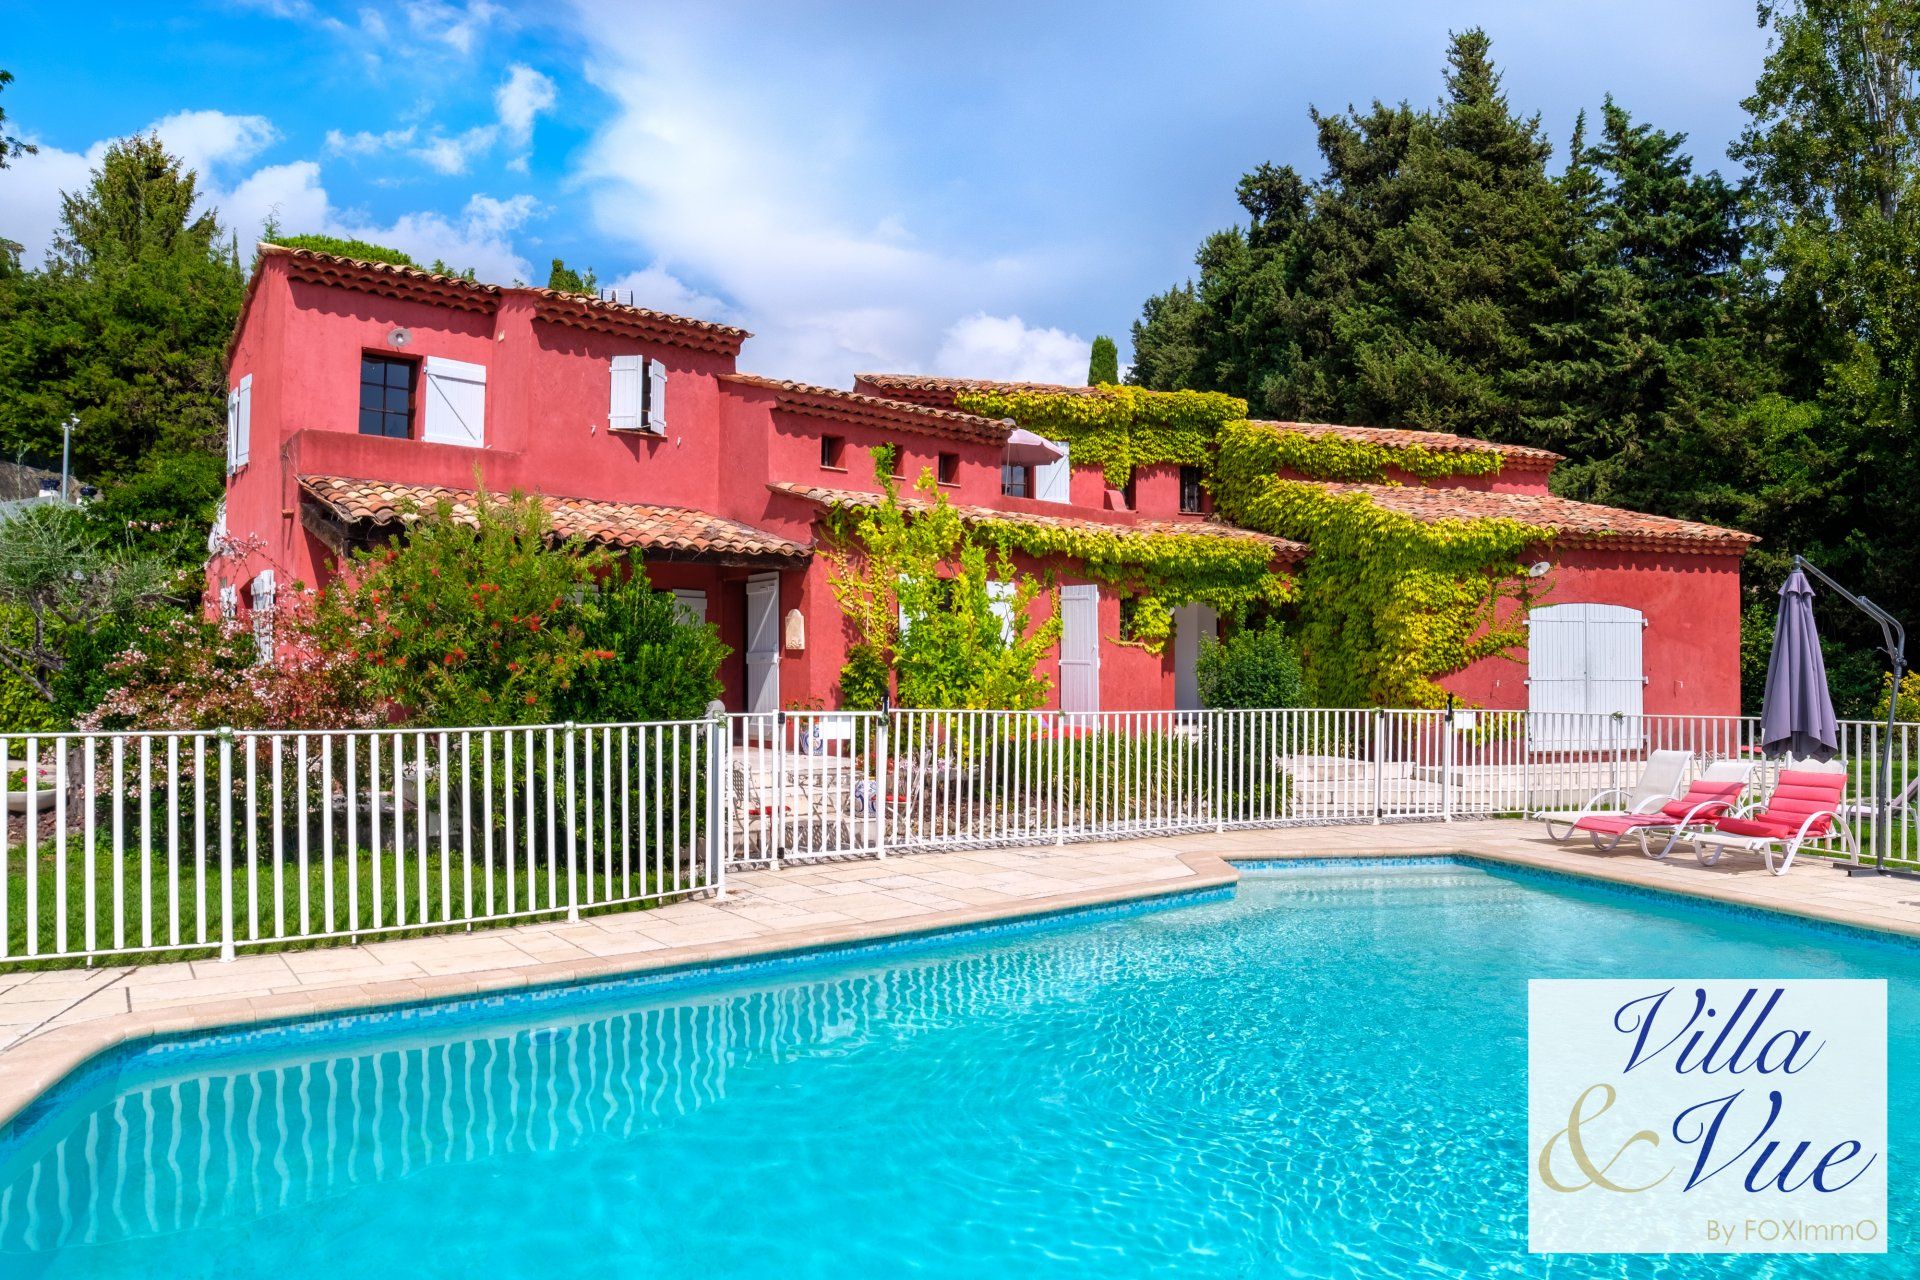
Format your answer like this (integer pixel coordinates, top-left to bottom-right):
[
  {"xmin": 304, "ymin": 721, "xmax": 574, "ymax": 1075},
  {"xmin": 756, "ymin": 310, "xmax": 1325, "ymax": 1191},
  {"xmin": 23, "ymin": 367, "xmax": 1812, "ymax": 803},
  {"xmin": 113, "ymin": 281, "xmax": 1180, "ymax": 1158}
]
[
  {"xmin": 1657, "ymin": 780, "xmax": 1743, "ymax": 820},
  {"xmin": 1742, "ymin": 769, "xmax": 1846, "ymax": 839},
  {"xmin": 1574, "ymin": 813, "xmax": 1664, "ymax": 836},
  {"xmin": 1710, "ymin": 815, "xmax": 1798, "ymax": 839}
]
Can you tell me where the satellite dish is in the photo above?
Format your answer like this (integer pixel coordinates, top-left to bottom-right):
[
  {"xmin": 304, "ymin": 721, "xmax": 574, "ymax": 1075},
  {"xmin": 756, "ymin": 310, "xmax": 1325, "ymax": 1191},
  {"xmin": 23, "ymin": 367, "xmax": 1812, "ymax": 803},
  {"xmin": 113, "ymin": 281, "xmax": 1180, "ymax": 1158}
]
[{"xmin": 387, "ymin": 327, "xmax": 412, "ymax": 348}]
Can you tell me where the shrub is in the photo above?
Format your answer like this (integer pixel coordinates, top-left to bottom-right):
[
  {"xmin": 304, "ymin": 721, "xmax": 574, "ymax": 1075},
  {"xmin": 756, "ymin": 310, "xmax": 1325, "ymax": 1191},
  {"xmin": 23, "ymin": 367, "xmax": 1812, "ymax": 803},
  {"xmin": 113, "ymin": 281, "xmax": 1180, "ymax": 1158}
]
[
  {"xmin": 84, "ymin": 596, "xmax": 374, "ymax": 731},
  {"xmin": 558, "ymin": 570, "xmax": 726, "ymax": 722},
  {"xmin": 1196, "ymin": 622, "xmax": 1306, "ymax": 709},
  {"xmin": 313, "ymin": 491, "xmax": 612, "ymax": 726},
  {"xmin": 272, "ymin": 233, "xmax": 417, "ymax": 266}
]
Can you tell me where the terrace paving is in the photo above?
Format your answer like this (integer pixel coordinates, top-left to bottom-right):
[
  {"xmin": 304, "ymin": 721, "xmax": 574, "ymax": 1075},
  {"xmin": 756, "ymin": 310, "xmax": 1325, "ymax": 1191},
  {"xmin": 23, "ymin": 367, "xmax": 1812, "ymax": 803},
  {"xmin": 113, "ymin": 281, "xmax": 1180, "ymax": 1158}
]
[{"xmin": 3, "ymin": 818, "xmax": 1919, "ymax": 1127}]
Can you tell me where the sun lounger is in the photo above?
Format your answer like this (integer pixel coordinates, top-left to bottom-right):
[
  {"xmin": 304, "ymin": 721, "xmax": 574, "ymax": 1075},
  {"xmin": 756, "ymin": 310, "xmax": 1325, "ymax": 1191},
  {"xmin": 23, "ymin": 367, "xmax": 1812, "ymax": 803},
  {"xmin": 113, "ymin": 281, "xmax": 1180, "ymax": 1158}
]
[
  {"xmin": 1686, "ymin": 767, "xmax": 1855, "ymax": 875},
  {"xmin": 1568, "ymin": 760, "xmax": 1756, "ymax": 857},
  {"xmin": 1536, "ymin": 749, "xmax": 1690, "ymax": 841}
]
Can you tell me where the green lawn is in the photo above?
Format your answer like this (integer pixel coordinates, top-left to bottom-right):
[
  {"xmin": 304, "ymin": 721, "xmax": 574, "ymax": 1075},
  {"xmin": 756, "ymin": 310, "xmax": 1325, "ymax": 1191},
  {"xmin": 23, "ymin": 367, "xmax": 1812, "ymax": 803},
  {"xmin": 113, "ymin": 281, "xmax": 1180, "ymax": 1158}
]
[{"xmin": 2, "ymin": 837, "xmax": 711, "ymax": 970}]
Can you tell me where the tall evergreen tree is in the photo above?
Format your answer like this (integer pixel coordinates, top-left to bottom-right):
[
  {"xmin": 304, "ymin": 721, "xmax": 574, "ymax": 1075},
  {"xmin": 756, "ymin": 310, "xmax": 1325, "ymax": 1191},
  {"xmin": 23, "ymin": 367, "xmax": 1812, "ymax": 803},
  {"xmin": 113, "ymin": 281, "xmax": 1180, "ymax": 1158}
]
[
  {"xmin": 1087, "ymin": 334, "xmax": 1119, "ymax": 385},
  {"xmin": 0, "ymin": 133, "xmax": 241, "ymax": 560},
  {"xmin": 0, "ymin": 70, "xmax": 33, "ymax": 169}
]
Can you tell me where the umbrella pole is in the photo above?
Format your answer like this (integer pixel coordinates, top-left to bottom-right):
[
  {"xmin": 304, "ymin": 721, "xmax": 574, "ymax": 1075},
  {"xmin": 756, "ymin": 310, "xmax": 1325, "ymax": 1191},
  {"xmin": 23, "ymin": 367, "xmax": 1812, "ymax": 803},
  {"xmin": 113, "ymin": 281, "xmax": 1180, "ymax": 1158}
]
[{"xmin": 1794, "ymin": 555, "xmax": 1906, "ymax": 876}]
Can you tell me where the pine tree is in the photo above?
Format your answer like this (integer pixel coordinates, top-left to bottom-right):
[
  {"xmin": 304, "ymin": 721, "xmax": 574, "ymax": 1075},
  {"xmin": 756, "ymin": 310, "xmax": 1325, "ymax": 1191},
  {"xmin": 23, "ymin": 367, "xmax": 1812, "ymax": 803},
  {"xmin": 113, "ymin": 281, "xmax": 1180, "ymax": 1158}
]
[
  {"xmin": 0, "ymin": 70, "xmax": 33, "ymax": 169},
  {"xmin": 547, "ymin": 258, "xmax": 598, "ymax": 296}
]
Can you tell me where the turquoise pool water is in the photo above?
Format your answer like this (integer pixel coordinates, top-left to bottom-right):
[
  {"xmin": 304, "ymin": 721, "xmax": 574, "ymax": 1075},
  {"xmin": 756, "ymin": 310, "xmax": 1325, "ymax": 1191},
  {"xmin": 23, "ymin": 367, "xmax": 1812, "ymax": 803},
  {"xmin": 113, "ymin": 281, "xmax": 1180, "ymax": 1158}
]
[{"xmin": 0, "ymin": 859, "xmax": 1914, "ymax": 1278}]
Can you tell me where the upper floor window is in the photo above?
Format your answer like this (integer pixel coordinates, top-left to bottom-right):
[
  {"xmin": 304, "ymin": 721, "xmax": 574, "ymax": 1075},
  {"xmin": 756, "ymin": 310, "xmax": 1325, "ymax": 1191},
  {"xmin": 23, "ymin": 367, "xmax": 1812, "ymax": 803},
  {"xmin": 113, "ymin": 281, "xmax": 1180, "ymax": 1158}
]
[
  {"xmin": 1001, "ymin": 462, "xmax": 1030, "ymax": 498},
  {"xmin": 360, "ymin": 354, "xmax": 415, "ymax": 439},
  {"xmin": 937, "ymin": 452, "xmax": 959, "ymax": 485},
  {"xmin": 1179, "ymin": 465, "xmax": 1204, "ymax": 514},
  {"xmin": 820, "ymin": 435, "xmax": 846, "ymax": 469},
  {"xmin": 1120, "ymin": 471, "xmax": 1137, "ymax": 511}
]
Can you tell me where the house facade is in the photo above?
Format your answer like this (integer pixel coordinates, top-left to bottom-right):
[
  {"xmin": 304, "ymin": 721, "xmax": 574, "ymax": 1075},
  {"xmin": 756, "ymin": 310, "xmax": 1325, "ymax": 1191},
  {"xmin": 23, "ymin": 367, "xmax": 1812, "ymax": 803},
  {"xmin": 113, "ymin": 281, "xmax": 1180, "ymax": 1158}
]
[{"xmin": 215, "ymin": 244, "xmax": 1753, "ymax": 719}]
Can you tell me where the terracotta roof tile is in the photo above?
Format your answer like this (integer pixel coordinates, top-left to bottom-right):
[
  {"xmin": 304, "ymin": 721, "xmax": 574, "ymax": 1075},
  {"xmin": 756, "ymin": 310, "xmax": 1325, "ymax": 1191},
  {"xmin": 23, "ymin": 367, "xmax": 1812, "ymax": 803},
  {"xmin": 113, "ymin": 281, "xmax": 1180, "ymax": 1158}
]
[
  {"xmin": 724, "ymin": 374, "xmax": 1012, "ymax": 445},
  {"xmin": 1321, "ymin": 482, "xmax": 1757, "ymax": 554},
  {"xmin": 259, "ymin": 243, "xmax": 749, "ymax": 355},
  {"xmin": 770, "ymin": 481, "xmax": 1305, "ymax": 563},
  {"xmin": 300, "ymin": 476, "xmax": 810, "ymax": 566},
  {"xmin": 853, "ymin": 372, "xmax": 1096, "ymax": 409},
  {"xmin": 1250, "ymin": 419, "xmax": 1562, "ymax": 466},
  {"xmin": 530, "ymin": 290, "xmax": 747, "ymax": 356}
]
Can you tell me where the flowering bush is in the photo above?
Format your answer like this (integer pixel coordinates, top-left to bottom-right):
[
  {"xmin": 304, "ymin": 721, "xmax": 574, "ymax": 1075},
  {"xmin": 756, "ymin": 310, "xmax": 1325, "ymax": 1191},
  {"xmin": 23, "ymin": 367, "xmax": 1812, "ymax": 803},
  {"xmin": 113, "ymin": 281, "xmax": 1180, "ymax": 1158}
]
[
  {"xmin": 314, "ymin": 491, "xmax": 614, "ymax": 726},
  {"xmin": 84, "ymin": 591, "xmax": 375, "ymax": 730}
]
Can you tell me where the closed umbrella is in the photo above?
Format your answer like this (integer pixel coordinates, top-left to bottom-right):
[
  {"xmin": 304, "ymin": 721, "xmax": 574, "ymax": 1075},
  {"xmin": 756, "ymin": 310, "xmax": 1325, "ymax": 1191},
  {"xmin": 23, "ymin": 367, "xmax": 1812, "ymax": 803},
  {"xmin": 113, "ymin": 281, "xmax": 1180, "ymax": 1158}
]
[
  {"xmin": 1003, "ymin": 428, "xmax": 1064, "ymax": 467},
  {"xmin": 1759, "ymin": 568, "xmax": 1839, "ymax": 762}
]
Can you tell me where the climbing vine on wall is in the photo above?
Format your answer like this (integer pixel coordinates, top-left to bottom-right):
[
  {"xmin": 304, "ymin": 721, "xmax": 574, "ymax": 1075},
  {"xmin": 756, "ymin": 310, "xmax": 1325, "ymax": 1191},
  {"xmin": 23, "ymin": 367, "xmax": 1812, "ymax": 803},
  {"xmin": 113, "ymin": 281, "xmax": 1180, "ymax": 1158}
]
[
  {"xmin": 1253, "ymin": 426, "xmax": 1504, "ymax": 481},
  {"xmin": 954, "ymin": 385, "xmax": 1246, "ymax": 485},
  {"xmin": 816, "ymin": 468, "xmax": 1292, "ymax": 655},
  {"xmin": 1211, "ymin": 420, "xmax": 1548, "ymax": 707}
]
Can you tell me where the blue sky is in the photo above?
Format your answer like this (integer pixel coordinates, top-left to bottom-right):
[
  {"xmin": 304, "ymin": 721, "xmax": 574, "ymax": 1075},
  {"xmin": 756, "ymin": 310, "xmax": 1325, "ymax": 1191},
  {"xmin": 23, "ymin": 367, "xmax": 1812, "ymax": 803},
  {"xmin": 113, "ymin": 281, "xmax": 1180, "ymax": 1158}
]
[{"xmin": 2, "ymin": 1, "xmax": 1770, "ymax": 386}]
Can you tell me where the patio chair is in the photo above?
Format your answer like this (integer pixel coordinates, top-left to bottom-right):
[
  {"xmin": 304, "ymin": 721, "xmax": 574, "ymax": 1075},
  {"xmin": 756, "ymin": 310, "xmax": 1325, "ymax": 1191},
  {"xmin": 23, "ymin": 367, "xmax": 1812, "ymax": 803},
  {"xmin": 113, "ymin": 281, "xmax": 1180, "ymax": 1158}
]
[
  {"xmin": 1685, "ymin": 767, "xmax": 1856, "ymax": 875},
  {"xmin": 1567, "ymin": 759, "xmax": 1755, "ymax": 857},
  {"xmin": 1535, "ymin": 749, "xmax": 1691, "ymax": 841}
]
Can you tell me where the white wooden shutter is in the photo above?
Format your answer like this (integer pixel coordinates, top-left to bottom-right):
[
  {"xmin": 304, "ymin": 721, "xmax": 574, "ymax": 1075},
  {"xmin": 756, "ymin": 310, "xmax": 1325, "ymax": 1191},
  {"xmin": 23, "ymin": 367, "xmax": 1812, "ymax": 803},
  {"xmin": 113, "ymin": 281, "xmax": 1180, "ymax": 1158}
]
[
  {"xmin": 1033, "ymin": 440, "xmax": 1070, "ymax": 503},
  {"xmin": 644, "ymin": 358, "xmax": 668, "ymax": 434},
  {"xmin": 1527, "ymin": 603, "xmax": 1644, "ymax": 748},
  {"xmin": 609, "ymin": 355, "xmax": 644, "ymax": 431},
  {"xmin": 233, "ymin": 375, "xmax": 252, "ymax": 469},
  {"xmin": 225, "ymin": 387, "xmax": 241, "ymax": 472},
  {"xmin": 987, "ymin": 580, "xmax": 1016, "ymax": 642},
  {"xmin": 671, "ymin": 589, "xmax": 707, "ymax": 625},
  {"xmin": 1058, "ymin": 584, "xmax": 1100, "ymax": 714},
  {"xmin": 423, "ymin": 356, "xmax": 487, "ymax": 448},
  {"xmin": 250, "ymin": 570, "xmax": 276, "ymax": 664},
  {"xmin": 218, "ymin": 584, "xmax": 237, "ymax": 620}
]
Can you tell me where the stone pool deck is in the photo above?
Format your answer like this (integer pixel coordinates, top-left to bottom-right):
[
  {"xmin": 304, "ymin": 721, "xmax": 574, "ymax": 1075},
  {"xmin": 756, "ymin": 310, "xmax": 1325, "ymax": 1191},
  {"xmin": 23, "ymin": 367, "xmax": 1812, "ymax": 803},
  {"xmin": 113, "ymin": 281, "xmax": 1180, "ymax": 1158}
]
[{"xmin": 4, "ymin": 818, "xmax": 1919, "ymax": 1126}]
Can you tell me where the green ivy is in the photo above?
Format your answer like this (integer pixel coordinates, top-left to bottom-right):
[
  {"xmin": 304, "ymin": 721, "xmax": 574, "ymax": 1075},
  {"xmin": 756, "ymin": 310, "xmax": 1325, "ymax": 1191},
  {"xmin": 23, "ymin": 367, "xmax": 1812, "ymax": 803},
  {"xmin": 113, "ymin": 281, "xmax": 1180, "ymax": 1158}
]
[
  {"xmin": 1212, "ymin": 420, "xmax": 1548, "ymax": 707},
  {"xmin": 955, "ymin": 384, "xmax": 1246, "ymax": 485},
  {"xmin": 1253, "ymin": 426, "xmax": 1503, "ymax": 481}
]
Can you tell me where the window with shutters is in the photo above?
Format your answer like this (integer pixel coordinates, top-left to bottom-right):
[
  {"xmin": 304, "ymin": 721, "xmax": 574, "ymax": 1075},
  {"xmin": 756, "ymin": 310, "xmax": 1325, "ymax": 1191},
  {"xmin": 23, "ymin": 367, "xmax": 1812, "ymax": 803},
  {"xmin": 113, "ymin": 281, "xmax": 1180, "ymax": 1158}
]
[
  {"xmin": 250, "ymin": 570, "xmax": 277, "ymax": 665},
  {"xmin": 609, "ymin": 355, "xmax": 668, "ymax": 434},
  {"xmin": 359, "ymin": 355, "xmax": 415, "ymax": 439},
  {"xmin": 226, "ymin": 374, "xmax": 252, "ymax": 472},
  {"xmin": 1001, "ymin": 462, "xmax": 1030, "ymax": 498}
]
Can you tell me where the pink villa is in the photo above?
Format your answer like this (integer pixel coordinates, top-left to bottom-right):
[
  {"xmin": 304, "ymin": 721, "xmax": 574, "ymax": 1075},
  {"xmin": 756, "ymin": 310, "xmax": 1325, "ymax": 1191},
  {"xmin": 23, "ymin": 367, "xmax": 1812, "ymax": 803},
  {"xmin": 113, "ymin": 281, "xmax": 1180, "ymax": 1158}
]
[{"xmin": 214, "ymin": 244, "xmax": 1756, "ymax": 719}]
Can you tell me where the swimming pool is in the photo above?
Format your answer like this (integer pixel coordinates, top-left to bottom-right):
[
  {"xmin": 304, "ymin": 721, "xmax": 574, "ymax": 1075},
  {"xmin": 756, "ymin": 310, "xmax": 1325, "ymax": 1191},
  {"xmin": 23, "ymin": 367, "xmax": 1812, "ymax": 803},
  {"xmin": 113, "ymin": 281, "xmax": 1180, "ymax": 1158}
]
[{"xmin": 0, "ymin": 858, "xmax": 1913, "ymax": 1278}]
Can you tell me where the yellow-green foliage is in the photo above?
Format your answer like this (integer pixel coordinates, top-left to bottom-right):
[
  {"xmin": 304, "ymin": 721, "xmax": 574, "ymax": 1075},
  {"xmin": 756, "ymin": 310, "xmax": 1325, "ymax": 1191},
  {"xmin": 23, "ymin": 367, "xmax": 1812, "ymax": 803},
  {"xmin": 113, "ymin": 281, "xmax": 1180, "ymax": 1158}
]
[
  {"xmin": 955, "ymin": 384, "xmax": 1246, "ymax": 485},
  {"xmin": 1256, "ymin": 426, "xmax": 1503, "ymax": 481},
  {"xmin": 1212, "ymin": 420, "xmax": 1548, "ymax": 707}
]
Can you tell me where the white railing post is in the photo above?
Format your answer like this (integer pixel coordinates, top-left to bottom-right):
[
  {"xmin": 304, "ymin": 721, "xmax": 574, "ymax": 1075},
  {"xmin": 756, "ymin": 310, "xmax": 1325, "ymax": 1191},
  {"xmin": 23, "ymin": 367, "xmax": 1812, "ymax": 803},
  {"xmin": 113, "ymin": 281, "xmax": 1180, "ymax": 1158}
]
[
  {"xmin": 875, "ymin": 711, "xmax": 890, "ymax": 860},
  {"xmin": 706, "ymin": 713, "xmax": 727, "ymax": 899},
  {"xmin": 1441, "ymin": 705, "xmax": 1454, "ymax": 823},
  {"xmin": 1371, "ymin": 710, "xmax": 1384, "ymax": 825},
  {"xmin": 218, "ymin": 727, "xmax": 235, "ymax": 963},
  {"xmin": 563, "ymin": 723, "xmax": 580, "ymax": 922}
]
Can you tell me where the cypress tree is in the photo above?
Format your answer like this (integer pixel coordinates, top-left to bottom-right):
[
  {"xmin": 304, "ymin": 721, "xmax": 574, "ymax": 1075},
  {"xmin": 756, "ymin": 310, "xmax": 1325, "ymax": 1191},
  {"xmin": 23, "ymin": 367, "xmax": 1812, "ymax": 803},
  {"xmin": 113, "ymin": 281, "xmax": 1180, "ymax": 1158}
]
[{"xmin": 1087, "ymin": 334, "xmax": 1119, "ymax": 385}]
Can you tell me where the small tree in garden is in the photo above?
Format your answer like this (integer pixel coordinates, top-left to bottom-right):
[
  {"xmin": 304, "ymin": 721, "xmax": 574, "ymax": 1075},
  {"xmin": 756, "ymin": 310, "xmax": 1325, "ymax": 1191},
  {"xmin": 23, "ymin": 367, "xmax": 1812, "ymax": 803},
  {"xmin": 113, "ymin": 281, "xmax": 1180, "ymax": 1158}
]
[
  {"xmin": 1196, "ymin": 621, "xmax": 1306, "ymax": 709},
  {"xmin": 825, "ymin": 447, "xmax": 1058, "ymax": 710},
  {"xmin": 314, "ymin": 491, "xmax": 613, "ymax": 726},
  {"xmin": 559, "ymin": 571, "xmax": 727, "ymax": 723},
  {"xmin": 0, "ymin": 503, "xmax": 177, "ymax": 715},
  {"xmin": 84, "ymin": 593, "xmax": 375, "ymax": 731}
]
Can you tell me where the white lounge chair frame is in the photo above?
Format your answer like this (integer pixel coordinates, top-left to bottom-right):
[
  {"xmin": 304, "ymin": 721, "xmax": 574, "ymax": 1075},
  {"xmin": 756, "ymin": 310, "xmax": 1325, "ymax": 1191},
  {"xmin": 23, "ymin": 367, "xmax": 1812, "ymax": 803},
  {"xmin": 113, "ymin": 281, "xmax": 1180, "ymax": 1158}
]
[
  {"xmin": 1687, "ymin": 808, "xmax": 1859, "ymax": 875},
  {"xmin": 1536, "ymin": 749, "xmax": 1692, "ymax": 841}
]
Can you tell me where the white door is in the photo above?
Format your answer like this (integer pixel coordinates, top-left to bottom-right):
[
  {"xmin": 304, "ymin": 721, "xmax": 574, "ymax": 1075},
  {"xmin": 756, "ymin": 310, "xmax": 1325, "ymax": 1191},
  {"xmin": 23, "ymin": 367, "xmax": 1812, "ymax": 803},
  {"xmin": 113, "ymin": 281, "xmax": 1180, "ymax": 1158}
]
[
  {"xmin": 1059, "ymin": 584, "xmax": 1100, "ymax": 715},
  {"xmin": 744, "ymin": 575, "xmax": 780, "ymax": 715},
  {"xmin": 1172, "ymin": 602, "xmax": 1217, "ymax": 711},
  {"xmin": 1527, "ymin": 603, "xmax": 1645, "ymax": 748}
]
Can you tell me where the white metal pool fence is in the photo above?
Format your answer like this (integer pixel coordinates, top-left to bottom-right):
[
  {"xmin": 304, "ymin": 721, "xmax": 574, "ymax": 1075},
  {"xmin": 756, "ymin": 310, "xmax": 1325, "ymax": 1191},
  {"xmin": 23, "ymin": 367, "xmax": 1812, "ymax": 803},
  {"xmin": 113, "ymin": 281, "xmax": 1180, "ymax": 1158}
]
[{"xmin": 2, "ymin": 707, "xmax": 1915, "ymax": 966}]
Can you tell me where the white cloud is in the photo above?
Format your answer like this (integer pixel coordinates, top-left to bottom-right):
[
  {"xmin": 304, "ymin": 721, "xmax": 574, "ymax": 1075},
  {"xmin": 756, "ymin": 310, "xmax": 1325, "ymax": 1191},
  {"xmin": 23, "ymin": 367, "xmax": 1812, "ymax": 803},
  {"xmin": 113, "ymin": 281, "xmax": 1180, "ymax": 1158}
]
[
  {"xmin": 412, "ymin": 124, "xmax": 498, "ymax": 175},
  {"xmin": 599, "ymin": 266, "xmax": 737, "ymax": 325},
  {"xmin": 495, "ymin": 65, "xmax": 555, "ymax": 149},
  {"xmin": 568, "ymin": 9, "xmax": 1081, "ymax": 385},
  {"xmin": 325, "ymin": 125, "xmax": 417, "ymax": 156},
  {"xmin": 402, "ymin": 0, "xmax": 503, "ymax": 56},
  {"xmin": 0, "ymin": 110, "xmax": 538, "ymax": 284},
  {"xmin": 148, "ymin": 110, "xmax": 279, "ymax": 174},
  {"xmin": 933, "ymin": 315, "xmax": 1089, "ymax": 385}
]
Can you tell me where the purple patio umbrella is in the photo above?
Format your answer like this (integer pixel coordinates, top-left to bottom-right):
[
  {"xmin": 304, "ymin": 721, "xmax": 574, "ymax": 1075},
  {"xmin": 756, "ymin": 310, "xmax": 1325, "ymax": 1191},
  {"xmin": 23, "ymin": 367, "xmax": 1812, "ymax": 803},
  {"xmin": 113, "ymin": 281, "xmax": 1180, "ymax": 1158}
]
[{"xmin": 1759, "ymin": 568, "xmax": 1839, "ymax": 761}]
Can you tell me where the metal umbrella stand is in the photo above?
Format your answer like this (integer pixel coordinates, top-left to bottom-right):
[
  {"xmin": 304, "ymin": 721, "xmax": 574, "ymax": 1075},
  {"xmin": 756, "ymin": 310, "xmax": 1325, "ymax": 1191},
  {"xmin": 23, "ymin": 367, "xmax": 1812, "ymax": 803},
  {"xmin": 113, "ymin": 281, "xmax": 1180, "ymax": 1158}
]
[{"xmin": 1787, "ymin": 555, "xmax": 1906, "ymax": 876}]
